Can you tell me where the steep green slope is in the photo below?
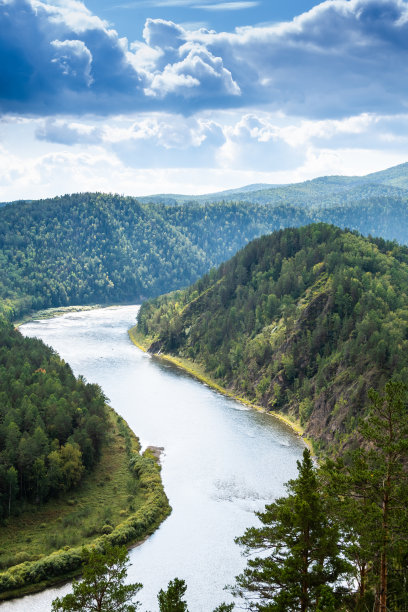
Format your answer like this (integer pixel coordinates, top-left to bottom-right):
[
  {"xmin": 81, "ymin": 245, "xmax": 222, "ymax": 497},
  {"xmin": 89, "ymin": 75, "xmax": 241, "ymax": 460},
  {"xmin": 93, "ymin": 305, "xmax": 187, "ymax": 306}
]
[
  {"xmin": 136, "ymin": 224, "xmax": 408, "ymax": 452},
  {"xmin": 2, "ymin": 190, "xmax": 408, "ymax": 322}
]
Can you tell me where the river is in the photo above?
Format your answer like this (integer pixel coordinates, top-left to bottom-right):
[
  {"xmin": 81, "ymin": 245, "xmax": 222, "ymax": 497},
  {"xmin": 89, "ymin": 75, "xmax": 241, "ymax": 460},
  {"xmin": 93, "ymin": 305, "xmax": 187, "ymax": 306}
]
[{"xmin": 4, "ymin": 305, "xmax": 304, "ymax": 611}]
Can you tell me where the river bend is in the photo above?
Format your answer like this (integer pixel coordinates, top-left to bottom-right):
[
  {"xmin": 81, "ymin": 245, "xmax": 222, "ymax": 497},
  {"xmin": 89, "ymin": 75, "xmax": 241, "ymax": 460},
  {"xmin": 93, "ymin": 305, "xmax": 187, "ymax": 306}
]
[{"xmin": 5, "ymin": 305, "xmax": 304, "ymax": 611}]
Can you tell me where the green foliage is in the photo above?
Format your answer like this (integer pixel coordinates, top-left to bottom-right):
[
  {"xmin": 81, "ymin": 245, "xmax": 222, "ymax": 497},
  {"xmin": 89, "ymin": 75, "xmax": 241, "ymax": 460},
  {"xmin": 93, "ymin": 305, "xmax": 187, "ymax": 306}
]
[
  {"xmin": 158, "ymin": 577, "xmax": 188, "ymax": 612},
  {"xmin": 0, "ymin": 443, "xmax": 170, "ymax": 595},
  {"xmin": 321, "ymin": 381, "xmax": 408, "ymax": 610},
  {"xmin": 51, "ymin": 544, "xmax": 142, "ymax": 612},
  {"xmin": 2, "ymin": 187, "xmax": 408, "ymax": 322},
  {"xmin": 137, "ymin": 224, "xmax": 408, "ymax": 450},
  {"xmin": 0, "ymin": 321, "xmax": 107, "ymax": 519},
  {"xmin": 0, "ymin": 193, "xmax": 308, "ymax": 319},
  {"xmin": 231, "ymin": 449, "xmax": 350, "ymax": 610}
]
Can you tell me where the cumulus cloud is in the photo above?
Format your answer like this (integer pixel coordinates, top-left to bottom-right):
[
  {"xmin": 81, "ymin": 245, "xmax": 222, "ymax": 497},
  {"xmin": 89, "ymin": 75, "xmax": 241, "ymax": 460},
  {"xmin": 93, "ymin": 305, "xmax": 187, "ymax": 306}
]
[
  {"xmin": 51, "ymin": 39, "xmax": 93, "ymax": 86},
  {"xmin": 35, "ymin": 118, "xmax": 102, "ymax": 144},
  {"xmin": 105, "ymin": 114, "xmax": 226, "ymax": 167},
  {"xmin": 0, "ymin": 0, "xmax": 142, "ymax": 114},
  {"xmin": 29, "ymin": 108, "xmax": 408, "ymax": 172},
  {"xmin": 1, "ymin": 0, "xmax": 408, "ymax": 117}
]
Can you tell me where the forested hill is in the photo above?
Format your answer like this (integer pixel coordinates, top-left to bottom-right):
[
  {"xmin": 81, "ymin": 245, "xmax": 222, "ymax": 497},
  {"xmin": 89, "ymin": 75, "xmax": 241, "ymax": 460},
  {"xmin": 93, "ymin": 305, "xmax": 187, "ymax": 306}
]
[
  {"xmin": 2, "ymin": 190, "xmax": 408, "ymax": 321},
  {"xmin": 137, "ymin": 161, "xmax": 408, "ymax": 206},
  {"xmin": 136, "ymin": 224, "xmax": 408, "ymax": 452},
  {"xmin": 0, "ymin": 193, "xmax": 308, "ymax": 320}
]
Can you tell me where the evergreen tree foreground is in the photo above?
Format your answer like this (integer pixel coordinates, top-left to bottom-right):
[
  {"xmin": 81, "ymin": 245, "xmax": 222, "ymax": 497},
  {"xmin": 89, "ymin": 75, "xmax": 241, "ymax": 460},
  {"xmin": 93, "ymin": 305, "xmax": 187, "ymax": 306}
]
[
  {"xmin": 51, "ymin": 544, "xmax": 142, "ymax": 612},
  {"xmin": 231, "ymin": 448, "xmax": 351, "ymax": 611}
]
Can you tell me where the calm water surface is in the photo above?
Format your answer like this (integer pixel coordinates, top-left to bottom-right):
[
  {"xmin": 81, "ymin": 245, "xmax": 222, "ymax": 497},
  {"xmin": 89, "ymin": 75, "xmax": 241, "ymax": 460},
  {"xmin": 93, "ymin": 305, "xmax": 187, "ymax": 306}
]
[{"xmin": 4, "ymin": 305, "xmax": 304, "ymax": 611}]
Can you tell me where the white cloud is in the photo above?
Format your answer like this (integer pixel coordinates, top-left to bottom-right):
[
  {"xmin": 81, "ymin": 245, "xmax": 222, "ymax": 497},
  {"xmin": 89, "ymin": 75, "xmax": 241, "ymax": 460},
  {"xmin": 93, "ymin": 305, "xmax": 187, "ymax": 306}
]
[
  {"xmin": 3, "ymin": 0, "xmax": 408, "ymax": 117},
  {"xmin": 144, "ymin": 41, "xmax": 240, "ymax": 97},
  {"xmin": 51, "ymin": 39, "xmax": 93, "ymax": 85},
  {"xmin": 1, "ymin": 107, "xmax": 407, "ymax": 202},
  {"xmin": 35, "ymin": 118, "xmax": 102, "ymax": 144}
]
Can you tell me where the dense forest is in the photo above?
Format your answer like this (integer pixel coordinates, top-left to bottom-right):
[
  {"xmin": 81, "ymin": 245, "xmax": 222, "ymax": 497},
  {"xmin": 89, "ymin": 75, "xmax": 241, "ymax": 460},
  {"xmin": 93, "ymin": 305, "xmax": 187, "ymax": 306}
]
[
  {"xmin": 0, "ymin": 194, "xmax": 307, "ymax": 319},
  {"xmin": 136, "ymin": 224, "xmax": 408, "ymax": 451},
  {"xmin": 0, "ymin": 319, "xmax": 107, "ymax": 520},
  {"xmin": 1, "ymin": 165, "xmax": 408, "ymax": 322}
]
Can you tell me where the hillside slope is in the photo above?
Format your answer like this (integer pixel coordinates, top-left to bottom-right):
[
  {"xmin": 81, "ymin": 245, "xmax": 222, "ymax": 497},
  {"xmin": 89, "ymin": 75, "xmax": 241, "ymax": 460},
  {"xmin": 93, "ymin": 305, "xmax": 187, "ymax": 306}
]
[
  {"xmin": 136, "ymin": 224, "xmax": 408, "ymax": 452},
  {"xmin": 2, "ymin": 190, "xmax": 408, "ymax": 321}
]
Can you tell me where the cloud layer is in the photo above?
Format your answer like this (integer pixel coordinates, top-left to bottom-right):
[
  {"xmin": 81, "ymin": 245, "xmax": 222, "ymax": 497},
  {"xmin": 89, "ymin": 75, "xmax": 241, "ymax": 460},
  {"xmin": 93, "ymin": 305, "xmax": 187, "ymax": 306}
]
[{"xmin": 1, "ymin": 0, "xmax": 408, "ymax": 117}]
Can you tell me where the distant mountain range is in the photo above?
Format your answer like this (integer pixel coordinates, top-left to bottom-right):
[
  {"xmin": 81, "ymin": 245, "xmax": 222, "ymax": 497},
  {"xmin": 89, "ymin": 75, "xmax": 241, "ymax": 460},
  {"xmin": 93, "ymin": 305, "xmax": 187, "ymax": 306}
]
[{"xmin": 136, "ymin": 161, "xmax": 408, "ymax": 206}]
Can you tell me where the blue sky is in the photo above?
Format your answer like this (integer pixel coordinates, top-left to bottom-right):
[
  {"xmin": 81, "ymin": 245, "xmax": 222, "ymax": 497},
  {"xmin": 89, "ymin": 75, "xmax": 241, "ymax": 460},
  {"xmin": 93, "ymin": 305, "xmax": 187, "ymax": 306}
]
[
  {"xmin": 1, "ymin": 0, "xmax": 408, "ymax": 200},
  {"xmin": 84, "ymin": 1, "xmax": 323, "ymax": 40}
]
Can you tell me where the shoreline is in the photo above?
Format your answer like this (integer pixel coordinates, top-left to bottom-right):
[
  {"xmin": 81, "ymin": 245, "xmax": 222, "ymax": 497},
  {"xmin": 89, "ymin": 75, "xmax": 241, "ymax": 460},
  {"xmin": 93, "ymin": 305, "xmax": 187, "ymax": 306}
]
[
  {"xmin": 14, "ymin": 301, "xmax": 141, "ymax": 327},
  {"xmin": 0, "ymin": 406, "xmax": 171, "ymax": 601},
  {"xmin": 1, "ymin": 308, "xmax": 170, "ymax": 601},
  {"xmin": 128, "ymin": 325, "xmax": 313, "ymax": 453}
]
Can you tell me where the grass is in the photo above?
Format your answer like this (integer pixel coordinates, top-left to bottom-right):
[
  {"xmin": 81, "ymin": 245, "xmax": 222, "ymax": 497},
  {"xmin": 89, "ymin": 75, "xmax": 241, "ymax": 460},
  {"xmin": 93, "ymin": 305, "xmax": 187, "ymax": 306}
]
[
  {"xmin": 0, "ymin": 409, "xmax": 145, "ymax": 573},
  {"xmin": 128, "ymin": 325, "xmax": 313, "ymax": 452}
]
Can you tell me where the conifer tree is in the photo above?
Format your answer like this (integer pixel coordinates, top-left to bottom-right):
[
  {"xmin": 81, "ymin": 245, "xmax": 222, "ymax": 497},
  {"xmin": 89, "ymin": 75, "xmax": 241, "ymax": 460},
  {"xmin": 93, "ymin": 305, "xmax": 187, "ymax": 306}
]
[
  {"xmin": 231, "ymin": 448, "xmax": 350, "ymax": 611},
  {"xmin": 51, "ymin": 544, "xmax": 142, "ymax": 612},
  {"xmin": 323, "ymin": 381, "xmax": 408, "ymax": 611},
  {"xmin": 158, "ymin": 577, "xmax": 188, "ymax": 612}
]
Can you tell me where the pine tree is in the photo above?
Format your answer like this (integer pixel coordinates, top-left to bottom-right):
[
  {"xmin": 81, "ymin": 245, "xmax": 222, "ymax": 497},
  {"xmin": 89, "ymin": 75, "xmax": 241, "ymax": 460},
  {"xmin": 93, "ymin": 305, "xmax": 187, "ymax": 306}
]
[
  {"xmin": 323, "ymin": 381, "xmax": 408, "ymax": 611},
  {"xmin": 51, "ymin": 544, "xmax": 142, "ymax": 612},
  {"xmin": 231, "ymin": 449, "xmax": 350, "ymax": 611},
  {"xmin": 157, "ymin": 578, "xmax": 188, "ymax": 612}
]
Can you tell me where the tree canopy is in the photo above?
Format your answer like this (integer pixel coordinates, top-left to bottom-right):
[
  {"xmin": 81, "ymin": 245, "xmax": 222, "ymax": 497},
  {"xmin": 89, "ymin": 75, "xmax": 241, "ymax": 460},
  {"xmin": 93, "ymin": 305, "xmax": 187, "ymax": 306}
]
[
  {"xmin": 137, "ymin": 224, "xmax": 408, "ymax": 451},
  {"xmin": 0, "ymin": 321, "xmax": 107, "ymax": 519},
  {"xmin": 231, "ymin": 449, "xmax": 350, "ymax": 611}
]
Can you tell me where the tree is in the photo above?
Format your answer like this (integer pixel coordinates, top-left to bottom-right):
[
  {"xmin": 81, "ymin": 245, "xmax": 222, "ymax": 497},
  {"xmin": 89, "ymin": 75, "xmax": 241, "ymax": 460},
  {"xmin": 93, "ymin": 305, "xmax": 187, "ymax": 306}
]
[
  {"xmin": 158, "ymin": 577, "xmax": 188, "ymax": 612},
  {"xmin": 6, "ymin": 466, "xmax": 18, "ymax": 516},
  {"xmin": 51, "ymin": 544, "xmax": 142, "ymax": 612},
  {"xmin": 323, "ymin": 381, "xmax": 408, "ymax": 611},
  {"xmin": 231, "ymin": 449, "xmax": 350, "ymax": 611}
]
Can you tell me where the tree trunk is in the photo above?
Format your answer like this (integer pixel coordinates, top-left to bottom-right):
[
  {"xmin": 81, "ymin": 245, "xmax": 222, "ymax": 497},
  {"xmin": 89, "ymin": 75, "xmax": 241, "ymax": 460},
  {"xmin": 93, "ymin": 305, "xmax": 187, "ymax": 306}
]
[{"xmin": 379, "ymin": 479, "xmax": 390, "ymax": 612}]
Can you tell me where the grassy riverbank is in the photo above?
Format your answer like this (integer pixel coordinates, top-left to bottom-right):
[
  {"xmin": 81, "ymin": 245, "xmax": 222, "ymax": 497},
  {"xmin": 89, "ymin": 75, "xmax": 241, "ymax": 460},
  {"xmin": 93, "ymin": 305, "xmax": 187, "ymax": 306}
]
[
  {"xmin": 0, "ymin": 407, "xmax": 171, "ymax": 600},
  {"xmin": 129, "ymin": 326, "xmax": 311, "ymax": 450}
]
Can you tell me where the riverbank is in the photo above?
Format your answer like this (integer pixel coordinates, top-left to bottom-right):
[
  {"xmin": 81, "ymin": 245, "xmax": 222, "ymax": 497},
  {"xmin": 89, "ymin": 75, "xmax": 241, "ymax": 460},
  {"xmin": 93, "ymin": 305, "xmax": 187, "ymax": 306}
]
[
  {"xmin": 14, "ymin": 303, "xmax": 131, "ymax": 327},
  {"xmin": 0, "ymin": 405, "xmax": 171, "ymax": 600},
  {"xmin": 128, "ymin": 325, "xmax": 312, "ymax": 452}
]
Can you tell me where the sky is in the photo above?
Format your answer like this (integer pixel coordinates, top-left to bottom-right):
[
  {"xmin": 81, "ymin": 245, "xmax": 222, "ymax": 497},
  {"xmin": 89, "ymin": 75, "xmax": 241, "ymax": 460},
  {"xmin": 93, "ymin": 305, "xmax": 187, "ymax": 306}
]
[{"xmin": 1, "ymin": 0, "xmax": 408, "ymax": 200}]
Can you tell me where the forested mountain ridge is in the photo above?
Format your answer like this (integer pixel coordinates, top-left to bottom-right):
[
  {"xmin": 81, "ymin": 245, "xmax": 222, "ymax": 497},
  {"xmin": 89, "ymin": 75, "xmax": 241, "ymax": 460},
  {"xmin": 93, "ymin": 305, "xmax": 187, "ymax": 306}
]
[
  {"xmin": 0, "ymin": 193, "xmax": 309, "ymax": 319},
  {"xmin": 2, "ymin": 187, "xmax": 408, "ymax": 323},
  {"xmin": 136, "ymin": 224, "xmax": 408, "ymax": 452},
  {"xmin": 136, "ymin": 161, "xmax": 408, "ymax": 206}
]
